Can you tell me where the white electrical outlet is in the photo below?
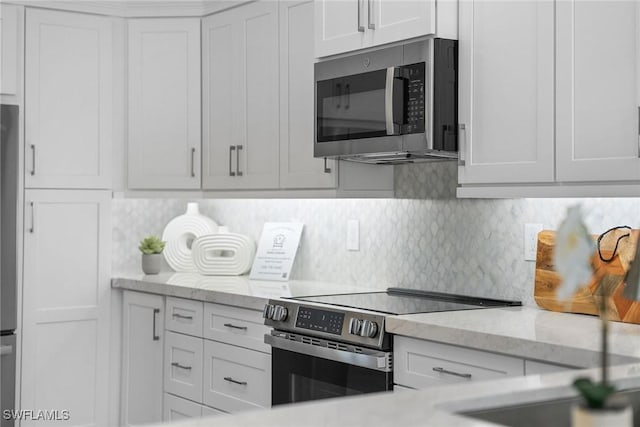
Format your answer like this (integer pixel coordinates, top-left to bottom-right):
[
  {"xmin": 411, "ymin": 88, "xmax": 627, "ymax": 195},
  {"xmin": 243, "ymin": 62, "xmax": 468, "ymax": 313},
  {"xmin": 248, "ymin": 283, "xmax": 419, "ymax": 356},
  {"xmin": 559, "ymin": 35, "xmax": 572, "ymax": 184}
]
[
  {"xmin": 524, "ymin": 223, "xmax": 544, "ymax": 261},
  {"xmin": 347, "ymin": 220, "xmax": 360, "ymax": 251}
]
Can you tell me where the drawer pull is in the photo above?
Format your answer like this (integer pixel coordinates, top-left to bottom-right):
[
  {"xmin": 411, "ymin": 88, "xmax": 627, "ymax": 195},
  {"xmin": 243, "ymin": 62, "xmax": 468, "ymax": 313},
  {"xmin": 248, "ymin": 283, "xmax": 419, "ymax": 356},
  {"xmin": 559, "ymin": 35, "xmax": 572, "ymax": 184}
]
[
  {"xmin": 224, "ymin": 323, "xmax": 248, "ymax": 331},
  {"xmin": 432, "ymin": 367, "xmax": 472, "ymax": 379},
  {"xmin": 171, "ymin": 362, "xmax": 192, "ymax": 371},
  {"xmin": 172, "ymin": 313, "xmax": 194, "ymax": 320},
  {"xmin": 223, "ymin": 376, "xmax": 247, "ymax": 386}
]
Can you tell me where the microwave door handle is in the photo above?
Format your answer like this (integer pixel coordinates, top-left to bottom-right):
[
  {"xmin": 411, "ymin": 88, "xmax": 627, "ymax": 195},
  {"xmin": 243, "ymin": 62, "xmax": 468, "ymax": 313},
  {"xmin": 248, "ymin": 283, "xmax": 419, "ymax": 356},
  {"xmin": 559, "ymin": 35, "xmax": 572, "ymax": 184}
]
[{"xmin": 385, "ymin": 67, "xmax": 397, "ymax": 135}]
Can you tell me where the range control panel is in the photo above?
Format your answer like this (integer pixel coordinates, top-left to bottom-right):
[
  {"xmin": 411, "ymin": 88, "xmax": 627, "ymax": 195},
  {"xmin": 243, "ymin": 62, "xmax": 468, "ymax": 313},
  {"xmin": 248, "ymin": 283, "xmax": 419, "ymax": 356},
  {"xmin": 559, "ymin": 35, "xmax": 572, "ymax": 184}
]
[
  {"xmin": 295, "ymin": 307, "xmax": 345, "ymax": 335},
  {"xmin": 263, "ymin": 299, "xmax": 389, "ymax": 349}
]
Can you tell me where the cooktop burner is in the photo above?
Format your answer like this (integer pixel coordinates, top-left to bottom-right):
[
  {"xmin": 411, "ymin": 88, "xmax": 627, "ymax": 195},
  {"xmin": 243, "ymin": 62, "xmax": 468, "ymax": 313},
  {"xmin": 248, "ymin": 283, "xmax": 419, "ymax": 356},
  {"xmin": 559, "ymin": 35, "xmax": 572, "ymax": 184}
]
[{"xmin": 290, "ymin": 288, "xmax": 522, "ymax": 316}]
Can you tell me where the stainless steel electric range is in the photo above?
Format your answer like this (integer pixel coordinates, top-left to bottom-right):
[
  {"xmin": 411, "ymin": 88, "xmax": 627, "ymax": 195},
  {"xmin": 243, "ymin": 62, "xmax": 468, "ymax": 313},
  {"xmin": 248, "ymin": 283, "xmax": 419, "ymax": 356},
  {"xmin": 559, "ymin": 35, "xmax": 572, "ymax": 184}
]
[{"xmin": 263, "ymin": 288, "xmax": 521, "ymax": 406}]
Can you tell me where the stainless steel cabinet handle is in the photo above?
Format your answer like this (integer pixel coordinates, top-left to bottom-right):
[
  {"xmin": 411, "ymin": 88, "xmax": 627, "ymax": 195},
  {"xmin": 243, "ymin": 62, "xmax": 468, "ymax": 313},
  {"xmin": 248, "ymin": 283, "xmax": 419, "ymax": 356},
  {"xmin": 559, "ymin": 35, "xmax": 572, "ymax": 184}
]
[
  {"xmin": 172, "ymin": 313, "xmax": 193, "ymax": 320},
  {"xmin": 223, "ymin": 376, "xmax": 247, "ymax": 386},
  {"xmin": 432, "ymin": 367, "xmax": 472, "ymax": 379},
  {"xmin": 229, "ymin": 146, "xmax": 236, "ymax": 177},
  {"xmin": 236, "ymin": 145, "xmax": 243, "ymax": 177},
  {"xmin": 190, "ymin": 147, "xmax": 196, "ymax": 177},
  {"xmin": 0, "ymin": 345, "xmax": 13, "ymax": 356},
  {"xmin": 368, "ymin": 0, "xmax": 375, "ymax": 29},
  {"xmin": 29, "ymin": 202, "xmax": 35, "ymax": 233},
  {"xmin": 223, "ymin": 323, "xmax": 248, "ymax": 330},
  {"xmin": 323, "ymin": 157, "xmax": 332, "ymax": 174},
  {"xmin": 357, "ymin": 0, "xmax": 365, "ymax": 32},
  {"xmin": 344, "ymin": 83, "xmax": 350, "ymax": 109},
  {"xmin": 458, "ymin": 123, "xmax": 467, "ymax": 166},
  {"xmin": 152, "ymin": 308, "xmax": 160, "ymax": 341},
  {"xmin": 171, "ymin": 362, "xmax": 192, "ymax": 371},
  {"xmin": 30, "ymin": 144, "xmax": 36, "ymax": 176}
]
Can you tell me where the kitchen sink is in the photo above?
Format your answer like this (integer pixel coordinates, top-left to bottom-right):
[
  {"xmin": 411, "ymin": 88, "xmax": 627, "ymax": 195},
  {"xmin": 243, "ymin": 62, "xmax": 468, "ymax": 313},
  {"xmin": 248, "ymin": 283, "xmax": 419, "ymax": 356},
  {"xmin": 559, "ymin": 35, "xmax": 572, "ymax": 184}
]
[{"xmin": 459, "ymin": 388, "xmax": 640, "ymax": 427}]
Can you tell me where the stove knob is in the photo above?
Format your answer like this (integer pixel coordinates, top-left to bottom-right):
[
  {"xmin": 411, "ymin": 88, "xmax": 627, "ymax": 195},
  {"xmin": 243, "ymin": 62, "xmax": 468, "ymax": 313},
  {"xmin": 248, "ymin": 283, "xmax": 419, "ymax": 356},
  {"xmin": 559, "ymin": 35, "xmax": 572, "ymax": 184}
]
[
  {"xmin": 359, "ymin": 320, "xmax": 378, "ymax": 338},
  {"xmin": 262, "ymin": 304, "xmax": 275, "ymax": 320},
  {"xmin": 272, "ymin": 305, "xmax": 288, "ymax": 322},
  {"xmin": 348, "ymin": 318, "xmax": 362, "ymax": 335}
]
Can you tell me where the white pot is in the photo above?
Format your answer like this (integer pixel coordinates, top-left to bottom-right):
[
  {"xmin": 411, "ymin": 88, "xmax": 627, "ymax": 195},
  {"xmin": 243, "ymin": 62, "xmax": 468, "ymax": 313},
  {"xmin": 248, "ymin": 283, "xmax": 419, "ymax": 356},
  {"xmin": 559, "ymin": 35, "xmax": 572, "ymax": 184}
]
[
  {"xmin": 571, "ymin": 403, "xmax": 632, "ymax": 427},
  {"xmin": 141, "ymin": 253, "xmax": 163, "ymax": 275}
]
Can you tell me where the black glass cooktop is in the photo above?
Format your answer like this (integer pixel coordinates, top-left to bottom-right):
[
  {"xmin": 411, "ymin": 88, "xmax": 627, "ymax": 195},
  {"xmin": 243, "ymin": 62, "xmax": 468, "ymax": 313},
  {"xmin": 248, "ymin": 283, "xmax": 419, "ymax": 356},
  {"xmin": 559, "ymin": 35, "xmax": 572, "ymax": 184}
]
[{"xmin": 291, "ymin": 288, "xmax": 521, "ymax": 315}]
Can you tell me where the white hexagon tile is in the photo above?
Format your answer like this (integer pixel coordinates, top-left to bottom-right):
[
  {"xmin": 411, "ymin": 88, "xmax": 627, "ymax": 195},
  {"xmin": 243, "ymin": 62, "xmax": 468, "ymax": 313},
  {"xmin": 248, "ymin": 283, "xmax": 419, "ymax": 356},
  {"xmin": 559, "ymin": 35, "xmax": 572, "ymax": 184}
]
[{"xmin": 112, "ymin": 195, "xmax": 640, "ymax": 307}]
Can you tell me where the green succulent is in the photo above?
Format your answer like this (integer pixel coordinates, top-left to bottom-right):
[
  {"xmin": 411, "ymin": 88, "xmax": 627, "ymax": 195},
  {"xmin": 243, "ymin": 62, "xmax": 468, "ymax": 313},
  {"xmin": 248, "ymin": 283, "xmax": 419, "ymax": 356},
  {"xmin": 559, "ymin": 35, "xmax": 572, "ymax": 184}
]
[{"xmin": 139, "ymin": 235, "xmax": 166, "ymax": 255}]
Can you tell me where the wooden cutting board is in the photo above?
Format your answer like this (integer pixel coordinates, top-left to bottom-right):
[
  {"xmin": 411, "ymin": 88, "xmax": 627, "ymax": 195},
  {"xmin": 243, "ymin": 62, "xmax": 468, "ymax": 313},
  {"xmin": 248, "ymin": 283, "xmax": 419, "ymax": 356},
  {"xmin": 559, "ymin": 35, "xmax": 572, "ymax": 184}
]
[{"xmin": 534, "ymin": 229, "xmax": 640, "ymax": 324}]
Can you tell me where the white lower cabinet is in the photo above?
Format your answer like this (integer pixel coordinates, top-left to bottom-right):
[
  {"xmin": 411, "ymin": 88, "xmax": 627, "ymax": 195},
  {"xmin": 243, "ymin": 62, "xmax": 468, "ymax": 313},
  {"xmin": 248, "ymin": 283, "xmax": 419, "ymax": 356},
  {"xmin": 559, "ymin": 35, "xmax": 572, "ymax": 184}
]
[
  {"xmin": 394, "ymin": 337, "xmax": 523, "ymax": 389},
  {"xmin": 202, "ymin": 340, "xmax": 271, "ymax": 412},
  {"xmin": 163, "ymin": 393, "xmax": 203, "ymax": 421},
  {"xmin": 394, "ymin": 336, "xmax": 577, "ymax": 389},
  {"xmin": 158, "ymin": 297, "xmax": 272, "ymax": 418},
  {"xmin": 164, "ymin": 331, "xmax": 204, "ymax": 403},
  {"xmin": 121, "ymin": 291, "xmax": 164, "ymax": 426}
]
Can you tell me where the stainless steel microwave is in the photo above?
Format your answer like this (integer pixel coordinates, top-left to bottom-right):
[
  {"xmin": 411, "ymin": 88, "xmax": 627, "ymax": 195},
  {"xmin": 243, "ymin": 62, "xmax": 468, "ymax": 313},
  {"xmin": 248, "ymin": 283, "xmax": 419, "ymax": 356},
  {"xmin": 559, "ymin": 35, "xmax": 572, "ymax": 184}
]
[{"xmin": 314, "ymin": 38, "xmax": 458, "ymax": 164}]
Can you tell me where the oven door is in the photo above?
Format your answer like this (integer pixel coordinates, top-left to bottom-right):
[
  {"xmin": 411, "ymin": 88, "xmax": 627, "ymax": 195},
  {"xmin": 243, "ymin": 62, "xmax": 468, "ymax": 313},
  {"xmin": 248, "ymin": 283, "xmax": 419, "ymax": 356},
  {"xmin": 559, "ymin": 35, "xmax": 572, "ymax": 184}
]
[{"xmin": 266, "ymin": 332, "xmax": 393, "ymax": 406}]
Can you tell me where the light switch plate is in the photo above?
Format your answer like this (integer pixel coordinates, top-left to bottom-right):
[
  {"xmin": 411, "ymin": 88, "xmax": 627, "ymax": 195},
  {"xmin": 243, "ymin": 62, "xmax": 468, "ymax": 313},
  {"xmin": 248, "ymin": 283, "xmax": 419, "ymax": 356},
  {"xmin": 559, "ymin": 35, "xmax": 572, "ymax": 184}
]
[
  {"xmin": 347, "ymin": 220, "xmax": 359, "ymax": 251},
  {"xmin": 524, "ymin": 223, "xmax": 544, "ymax": 261}
]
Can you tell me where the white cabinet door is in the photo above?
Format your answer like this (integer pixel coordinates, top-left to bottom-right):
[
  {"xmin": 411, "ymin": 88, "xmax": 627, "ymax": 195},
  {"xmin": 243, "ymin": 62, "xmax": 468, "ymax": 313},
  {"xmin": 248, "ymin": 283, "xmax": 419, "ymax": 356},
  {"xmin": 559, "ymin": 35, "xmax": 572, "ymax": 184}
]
[
  {"xmin": 315, "ymin": 0, "xmax": 437, "ymax": 58},
  {"xmin": 202, "ymin": 1, "xmax": 280, "ymax": 190},
  {"xmin": 164, "ymin": 331, "xmax": 203, "ymax": 403},
  {"xmin": 314, "ymin": 0, "xmax": 366, "ymax": 58},
  {"xmin": 556, "ymin": 0, "xmax": 640, "ymax": 182},
  {"xmin": 163, "ymin": 393, "xmax": 202, "ymax": 421},
  {"xmin": 121, "ymin": 291, "xmax": 164, "ymax": 426},
  {"xmin": 457, "ymin": 0, "xmax": 555, "ymax": 185},
  {"xmin": 25, "ymin": 9, "xmax": 113, "ymax": 189},
  {"xmin": 128, "ymin": 18, "xmax": 201, "ymax": 189},
  {"xmin": 279, "ymin": 0, "xmax": 336, "ymax": 189},
  {"xmin": 0, "ymin": 4, "xmax": 22, "ymax": 100},
  {"xmin": 21, "ymin": 190, "xmax": 111, "ymax": 427},
  {"xmin": 202, "ymin": 340, "xmax": 271, "ymax": 413},
  {"xmin": 368, "ymin": 0, "xmax": 435, "ymax": 47}
]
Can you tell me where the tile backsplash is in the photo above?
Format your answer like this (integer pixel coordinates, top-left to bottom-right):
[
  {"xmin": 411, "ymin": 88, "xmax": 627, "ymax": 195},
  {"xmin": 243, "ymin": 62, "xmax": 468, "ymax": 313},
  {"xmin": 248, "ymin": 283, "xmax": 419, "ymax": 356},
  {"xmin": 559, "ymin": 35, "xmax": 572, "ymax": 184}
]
[{"xmin": 112, "ymin": 194, "xmax": 640, "ymax": 307}]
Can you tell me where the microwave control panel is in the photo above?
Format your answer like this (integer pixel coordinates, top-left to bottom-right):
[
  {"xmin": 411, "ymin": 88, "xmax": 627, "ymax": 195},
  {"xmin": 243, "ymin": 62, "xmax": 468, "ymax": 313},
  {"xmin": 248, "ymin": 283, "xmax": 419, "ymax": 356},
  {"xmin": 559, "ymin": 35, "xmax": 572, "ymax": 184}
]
[{"xmin": 403, "ymin": 62, "xmax": 425, "ymax": 134}]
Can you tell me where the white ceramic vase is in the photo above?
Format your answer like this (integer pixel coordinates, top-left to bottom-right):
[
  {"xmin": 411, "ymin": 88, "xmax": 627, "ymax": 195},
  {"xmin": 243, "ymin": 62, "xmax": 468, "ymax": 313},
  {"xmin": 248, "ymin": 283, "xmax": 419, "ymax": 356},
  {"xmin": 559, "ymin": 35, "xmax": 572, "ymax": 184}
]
[
  {"xmin": 161, "ymin": 203, "xmax": 219, "ymax": 272},
  {"xmin": 571, "ymin": 403, "xmax": 632, "ymax": 427}
]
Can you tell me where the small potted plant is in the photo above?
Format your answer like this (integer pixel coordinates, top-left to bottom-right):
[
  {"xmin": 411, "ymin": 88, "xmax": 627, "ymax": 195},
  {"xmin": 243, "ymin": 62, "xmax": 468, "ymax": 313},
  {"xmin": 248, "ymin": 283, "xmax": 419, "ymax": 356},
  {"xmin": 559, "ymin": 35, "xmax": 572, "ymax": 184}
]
[
  {"xmin": 139, "ymin": 235, "xmax": 165, "ymax": 275},
  {"xmin": 554, "ymin": 206, "xmax": 632, "ymax": 426}
]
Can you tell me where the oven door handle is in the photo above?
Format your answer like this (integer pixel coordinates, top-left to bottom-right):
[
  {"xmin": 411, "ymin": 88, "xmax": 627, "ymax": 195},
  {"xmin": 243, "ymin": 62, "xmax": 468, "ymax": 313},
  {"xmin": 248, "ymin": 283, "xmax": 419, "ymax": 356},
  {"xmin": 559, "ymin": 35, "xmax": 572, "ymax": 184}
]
[
  {"xmin": 265, "ymin": 333, "xmax": 392, "ymax": 372},
  {"xmin": 385, "ymin": 67, "xmax": 397, "ymax": 136}
]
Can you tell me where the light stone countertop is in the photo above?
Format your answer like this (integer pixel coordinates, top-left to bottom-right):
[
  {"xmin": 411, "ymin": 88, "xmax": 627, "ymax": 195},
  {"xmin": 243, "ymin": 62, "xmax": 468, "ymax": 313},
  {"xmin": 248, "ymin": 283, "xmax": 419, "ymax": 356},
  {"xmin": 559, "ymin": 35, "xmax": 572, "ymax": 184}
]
[
  {"xmin": 387, "ymin": 307, "xmax": 640, "ymax": 367},
  {"xmin": 111, "ymin": 273, "xmax": 375, "ymax": 311}
]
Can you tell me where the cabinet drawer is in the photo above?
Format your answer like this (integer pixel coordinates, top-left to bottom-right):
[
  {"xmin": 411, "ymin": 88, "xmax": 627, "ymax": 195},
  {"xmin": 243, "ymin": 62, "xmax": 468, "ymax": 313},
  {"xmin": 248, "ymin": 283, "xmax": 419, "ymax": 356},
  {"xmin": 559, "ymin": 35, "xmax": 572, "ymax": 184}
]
[
  {"xmin": 394, "ymin": 337, "xmax": 523, "ymax": 389},
  {"xmin": 163, "ymin": 393, "xmax": 202, "ymax": 421},
  {"xmin": 164, "ymin": 332, "xmax": 203, "ymax": 403},
  {"xmin": 202, "ymin": 340, "xmax": 271, "ymax": 413},
  {"xmin": 203, "ymin": 303, "xmax": 271, "ymax": 353},
  {"xmin": 166, "ymin": 297, "xmax": 204, "ymax": 337}
]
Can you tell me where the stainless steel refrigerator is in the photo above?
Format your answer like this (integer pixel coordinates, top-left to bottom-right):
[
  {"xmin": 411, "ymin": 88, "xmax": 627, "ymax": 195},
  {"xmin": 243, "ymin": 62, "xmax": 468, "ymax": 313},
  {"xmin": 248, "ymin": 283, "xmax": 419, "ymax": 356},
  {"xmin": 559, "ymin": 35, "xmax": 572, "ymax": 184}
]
[{"xmin": 1, "ymin": 104, "xmax": 18, "ymax": 427}]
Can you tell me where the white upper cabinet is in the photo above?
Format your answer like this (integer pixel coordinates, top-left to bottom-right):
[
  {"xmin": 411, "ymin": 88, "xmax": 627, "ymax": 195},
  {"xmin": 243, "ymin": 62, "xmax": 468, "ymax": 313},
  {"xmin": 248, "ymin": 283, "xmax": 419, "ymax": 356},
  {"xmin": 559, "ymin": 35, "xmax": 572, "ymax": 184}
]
[
  {"xmin": 0, "ymin": 4, "xmax": 23, "ymax": 101},
  {"xmin": 280, "ymin": 0, "xmax": 337, "ymax": 189},
  {"xmin": 555, "ymin": 0, "xmax": 640, "ymax": 182},
  {"xmin": 202, "ymin": 1, "xmax": 280, "ymax": 190},
  {"xmin": 25, "ymin": 9, "xmax": 113, "ymax": 189},
  {"xmin": 457, "ymin": 0, "xmax": 555, "ymax": 185},
  {"xmin": 128, "ymin": 18, "xmax": 201, "ymax": 189},
  {"xmin": 315, "ymin": 0, "xmax": 436, "ymax": 58}
]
